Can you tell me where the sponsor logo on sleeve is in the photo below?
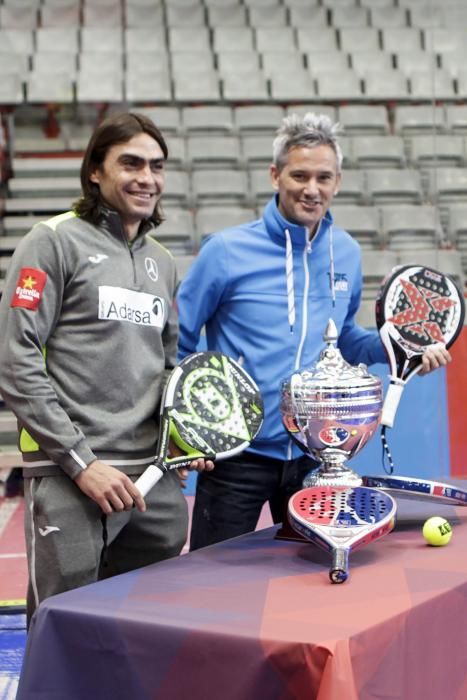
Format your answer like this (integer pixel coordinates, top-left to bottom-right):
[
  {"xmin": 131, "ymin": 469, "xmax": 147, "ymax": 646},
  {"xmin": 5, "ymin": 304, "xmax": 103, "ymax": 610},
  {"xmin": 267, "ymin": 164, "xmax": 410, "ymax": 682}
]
[
  {"xmin": 11, "ymin": 267, "xmax": 48, "ymax": 310},
  {"xmin": 98, "ymin": 286, "xmax": 165, "ymax": 327}
]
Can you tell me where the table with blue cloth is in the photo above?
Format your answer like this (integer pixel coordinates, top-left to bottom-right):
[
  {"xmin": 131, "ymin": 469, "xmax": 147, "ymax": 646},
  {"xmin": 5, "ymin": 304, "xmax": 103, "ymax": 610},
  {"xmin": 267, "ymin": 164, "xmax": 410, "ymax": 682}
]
[{"xmin": 17, "ymin": 495, "xmax": 467, "ymax": 700}]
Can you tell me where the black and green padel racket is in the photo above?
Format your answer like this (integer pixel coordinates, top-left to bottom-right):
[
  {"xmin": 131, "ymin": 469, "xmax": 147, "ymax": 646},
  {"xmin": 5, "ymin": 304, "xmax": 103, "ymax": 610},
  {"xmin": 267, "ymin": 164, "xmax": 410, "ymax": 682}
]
[{"xmin": 135, "ymin": 351, "xmax": 264, "ymax": 497}]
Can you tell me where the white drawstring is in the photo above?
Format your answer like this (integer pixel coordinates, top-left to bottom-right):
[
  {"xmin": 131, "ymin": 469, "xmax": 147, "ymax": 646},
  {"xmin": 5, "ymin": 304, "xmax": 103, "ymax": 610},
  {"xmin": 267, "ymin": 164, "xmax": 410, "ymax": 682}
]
[
  {"xmin": 285, "ymin": 228, "xmax": 295, "ymax": 332},
  {"xmin": 329, "ymin": 224, "xmax": 336, "ymax": 308}
]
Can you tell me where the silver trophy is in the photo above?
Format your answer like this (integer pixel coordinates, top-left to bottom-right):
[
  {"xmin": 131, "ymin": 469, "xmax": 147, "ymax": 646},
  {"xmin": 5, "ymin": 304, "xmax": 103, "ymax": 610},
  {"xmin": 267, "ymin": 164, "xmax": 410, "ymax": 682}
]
[{"xmin": 280, "ymin": 319, "xmax": 383, "ymax": 488}]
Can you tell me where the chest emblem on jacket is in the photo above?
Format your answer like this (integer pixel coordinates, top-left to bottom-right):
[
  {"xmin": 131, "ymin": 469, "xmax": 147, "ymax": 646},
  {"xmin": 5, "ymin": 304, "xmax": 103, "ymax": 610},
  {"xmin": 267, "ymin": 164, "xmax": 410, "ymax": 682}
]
[
  {"xmin": 98, "ymin": 286, "xmax": 165, "ymax": 327},
  {"xmin": 329, "ymin": 272, "xmax": 349, "ymax": 293},
  {"xmin": 145, "ymin": 257, "xmax": 159, "ymax": 282}
]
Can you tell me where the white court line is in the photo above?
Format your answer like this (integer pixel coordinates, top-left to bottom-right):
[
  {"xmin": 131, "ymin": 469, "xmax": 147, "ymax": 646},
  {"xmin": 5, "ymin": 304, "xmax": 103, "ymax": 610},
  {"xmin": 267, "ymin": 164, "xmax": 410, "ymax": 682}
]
[{"xmin": 0, "ymin": 498, "xmax": 21, "ymax": 539}]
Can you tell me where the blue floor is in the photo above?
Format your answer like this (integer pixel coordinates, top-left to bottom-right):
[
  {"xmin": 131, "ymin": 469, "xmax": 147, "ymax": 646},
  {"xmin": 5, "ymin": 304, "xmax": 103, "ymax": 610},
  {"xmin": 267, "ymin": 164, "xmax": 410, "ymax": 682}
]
[{"xmin": 0, "ymin": 612, "xmax": 26, "ymax": 700}]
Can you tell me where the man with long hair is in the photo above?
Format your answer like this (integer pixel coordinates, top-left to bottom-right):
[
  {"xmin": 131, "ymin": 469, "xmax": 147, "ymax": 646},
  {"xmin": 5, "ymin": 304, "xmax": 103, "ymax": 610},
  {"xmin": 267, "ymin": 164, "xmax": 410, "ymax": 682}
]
[{"xmin": 0, "ymin": 112, "xmax": 212, "ymax": 623}]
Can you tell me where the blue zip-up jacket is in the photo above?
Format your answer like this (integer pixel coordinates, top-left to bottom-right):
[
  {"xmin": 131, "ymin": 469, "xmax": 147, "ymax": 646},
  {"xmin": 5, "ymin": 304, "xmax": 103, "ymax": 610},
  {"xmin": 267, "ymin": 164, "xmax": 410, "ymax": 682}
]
[{"xmin": 177, "ymin": 196, "xmax": 386, "ymax": 461}]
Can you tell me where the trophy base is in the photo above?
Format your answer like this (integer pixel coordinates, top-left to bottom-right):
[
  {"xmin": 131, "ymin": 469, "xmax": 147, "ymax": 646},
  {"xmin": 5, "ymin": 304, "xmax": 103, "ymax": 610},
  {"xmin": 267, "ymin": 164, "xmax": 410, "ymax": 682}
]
[{"xmin": 302, "ymin": 463, "xmax": 363, "ymax": 488}]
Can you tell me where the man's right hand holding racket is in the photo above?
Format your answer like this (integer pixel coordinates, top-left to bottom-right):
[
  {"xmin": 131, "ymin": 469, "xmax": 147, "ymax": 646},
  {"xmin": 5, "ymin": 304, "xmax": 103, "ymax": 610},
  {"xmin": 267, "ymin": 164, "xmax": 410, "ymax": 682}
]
[{"xmin": 75, "ymin": 453, "xmax": 215, "ymax": 515}]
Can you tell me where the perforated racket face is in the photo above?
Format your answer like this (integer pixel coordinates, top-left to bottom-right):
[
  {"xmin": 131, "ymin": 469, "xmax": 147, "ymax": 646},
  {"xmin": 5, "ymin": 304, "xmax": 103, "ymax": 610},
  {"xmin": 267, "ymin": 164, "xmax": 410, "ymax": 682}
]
[
  {"xmin": 376, "ymin": 265, "xmax": 465, "ymax": 357},
  {"xmin": 290, "ymin": 486, "xmax": 394, "ymax": 529},
  {"xmin": 166, "ymin": 352, "xmax": 264, "ymax": 458}
]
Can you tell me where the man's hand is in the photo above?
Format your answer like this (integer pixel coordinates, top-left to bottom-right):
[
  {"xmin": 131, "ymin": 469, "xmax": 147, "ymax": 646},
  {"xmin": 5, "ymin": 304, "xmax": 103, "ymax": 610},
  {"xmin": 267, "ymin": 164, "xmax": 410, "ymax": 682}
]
[
  {"xmin": 419, "ymin": 344, "xmax": 452, "ymax": 375},
  {"xmin": 75, "ymin": 460, "xmax": 146, "ymax": 514},
  {"xmin": 176, "ymin": 458, "xmax": 216, "ymax": 488}
]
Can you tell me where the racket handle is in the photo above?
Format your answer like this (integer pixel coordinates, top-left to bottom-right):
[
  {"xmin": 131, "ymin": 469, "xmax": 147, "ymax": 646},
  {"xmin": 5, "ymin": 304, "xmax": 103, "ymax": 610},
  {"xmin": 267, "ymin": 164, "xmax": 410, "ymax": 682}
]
[
  {"xmin": 381, "ymin": 380, "xmax": 405, "ymax": 428},
  {"xmin": 134, "ymin": 464, "xmax": 165, "ymax": 497},
  {"xmin": 330, "ymin": 549, "xmax": 349, "ymax": 584}
]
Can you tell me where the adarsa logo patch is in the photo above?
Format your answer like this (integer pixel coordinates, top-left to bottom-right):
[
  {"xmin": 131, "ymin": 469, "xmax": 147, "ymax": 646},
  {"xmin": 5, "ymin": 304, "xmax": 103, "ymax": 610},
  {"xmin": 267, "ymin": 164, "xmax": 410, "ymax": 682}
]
[{"xmin": 11, "ymin": 267, "xmax": 47, "ymax": 310}]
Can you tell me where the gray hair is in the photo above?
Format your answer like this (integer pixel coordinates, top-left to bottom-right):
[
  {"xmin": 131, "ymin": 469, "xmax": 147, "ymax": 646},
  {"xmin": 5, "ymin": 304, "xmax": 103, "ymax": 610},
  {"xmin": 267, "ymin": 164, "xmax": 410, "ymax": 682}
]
[{"xmin": 272, "ymin": 112, "xmax": 343, "ymax": 172}]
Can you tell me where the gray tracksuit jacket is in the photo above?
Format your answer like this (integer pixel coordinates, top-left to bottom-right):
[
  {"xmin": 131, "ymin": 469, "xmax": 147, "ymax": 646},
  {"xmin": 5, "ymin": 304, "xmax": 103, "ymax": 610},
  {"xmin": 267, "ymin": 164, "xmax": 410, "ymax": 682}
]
[{"xmin": 0, "ymin": 210, "xmax": 178, "ymax": 479}]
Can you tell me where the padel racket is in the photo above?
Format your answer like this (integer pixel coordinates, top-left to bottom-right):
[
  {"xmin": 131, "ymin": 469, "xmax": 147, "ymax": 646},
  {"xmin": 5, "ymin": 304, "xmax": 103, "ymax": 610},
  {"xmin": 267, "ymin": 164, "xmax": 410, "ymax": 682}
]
[
  {"xmin": 376, "ymin": 265, "xmax": 464, "ymax": 429},
  {"xmin": 288, "ymin": 486, "xmax": 397, "ymax": 583},
  {"xmin": 134, "ymin": 351, "xmax": 264, "ymax": 497},
  {"xmin": 362, "ymin": 475, "xmax": 467, "ymax": 506}
]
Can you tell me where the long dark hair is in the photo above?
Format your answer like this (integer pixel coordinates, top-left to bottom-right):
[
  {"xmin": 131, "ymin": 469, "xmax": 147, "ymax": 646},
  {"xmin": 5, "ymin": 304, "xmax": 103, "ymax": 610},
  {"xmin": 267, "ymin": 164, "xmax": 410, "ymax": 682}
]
[{"xmin": 73, "ymin": 112, "xmax": 169, "ymax": 227}]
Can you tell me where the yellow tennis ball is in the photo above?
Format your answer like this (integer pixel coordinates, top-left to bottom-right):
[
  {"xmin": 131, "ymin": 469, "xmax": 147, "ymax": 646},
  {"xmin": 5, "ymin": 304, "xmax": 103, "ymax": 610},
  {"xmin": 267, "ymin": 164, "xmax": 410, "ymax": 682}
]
[{"xmin": 422, "ymin": 516, "xmax": 453, "ymax": 546}]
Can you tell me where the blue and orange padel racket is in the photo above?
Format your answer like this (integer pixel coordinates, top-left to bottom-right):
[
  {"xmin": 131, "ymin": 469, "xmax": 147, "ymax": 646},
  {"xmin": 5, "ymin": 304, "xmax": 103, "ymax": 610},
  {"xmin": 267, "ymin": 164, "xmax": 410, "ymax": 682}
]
[{"xmin": 288, "ymin": 486, "xmax": 397, "ymax": 583}]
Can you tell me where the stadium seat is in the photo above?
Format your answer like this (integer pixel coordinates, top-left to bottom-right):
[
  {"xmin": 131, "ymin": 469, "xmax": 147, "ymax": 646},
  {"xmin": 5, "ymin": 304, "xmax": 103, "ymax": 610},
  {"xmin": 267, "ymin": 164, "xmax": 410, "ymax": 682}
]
[
  {"xmin": 408, "ymin": 135, "xmax": 465, "ymax": 168},
  {"xmin": 261, "ymin": 52, "xmax": 305, "ymax": 78},
  {"xmin": 124, "ymin": 27, "xmax": 167, "ymax": 52},
  {"xmin": 339, "ymin": 27, "xmax": 380, "ymax": 53},
  {"xmin": 445, "ymin": 105, "xmax": 467, "ymax": 134},
  {"xmin": 195, "ymin": 205, "xmax": 256, "ymax": 243},
  {"xmin": 334, "ymin": 169, "xmax": 367, "ymax": 205},
  {"xmin": 331, "ymin": 204, "xmax": 382, "ymax": 249},
  {"xmin": 349, "ymin": 51, "xmax": 394, "ymax": 78},
  {"xmin": 169, "ymin": 26, "xmax": 211, "ymax": 52},
  {"xmin": 0, "ymin": 28, "xmax": 34, "ymax": 54},
  {"xmin": 366, "ymin": 168, "xmax": 424, "ymax": 205},
  {"xmin": 364, "ymin": 71, "xmax": 410, "ymax": 101},
  {"xmin": 315, "ymin": 69, "xmax": 363, "ymax": 101},
  {"xmin": 182, "ymin": 106, "xmax": 235, "ymax": 134},
  {"xmin": 427, "ymin": 168, "xmax": 467, "ymax": 204},
  {"xmin": 270, "ymin": 71, "xmax": 316, "ymax": 102},
  {"xmin": 339, "ymin": 105, "xmax": 390, "ymax": 135},
  {"xmin": 0, "ymin": 5, "xmax": 38, "ymax": 29},
  {"xmin": 306, "ymin": 50, "xmax": 349, "ymax": 75},
  {"xmin": 133, "ymin": 106, "xmax": 182, "ymax": 135},
  {"xmin": 212, "ymin": 27, "xmax": 255, "ymax": 52},
  {"xmin": 191, "ymin": 169, "xmax": 249, "ymax": 206},
  {"xmin": 222, "ymin": 71, "xmax": 269, "ymax": 101},
  {"xmin": 409, "ymin": 70, "xmax": 457, "ymax": 101},
  {"xmin": 351, "ymin": 136, "xmax": 407, "ymax": 169},
  {"xmin": 39, "ymin": 3, "xmax": 81, "ymax": 28},
  {"xmin": 8, "ymin": 177, "xmax": 80, "ymax": 199},
  {"xmin": 288, "ymin": 6, "xmax": 328, "ymax": 27},
  {"xmin": 165, "ymin": 4, "xmax": 206, "ymax": 26},
  {"xmin": 234, "ymin": 104, "xmax": 284, "ymax": 134},
  {"xmin": 381, "ymin": 27, "xmax": 422, "ymax": 52},
  {"xmin": 207, "ymin": 5, "xmax": 247, "ymax": 27},
  {"xmin": 330, "ymin": 6, "xmax": 369, "ymax": 28},
  {"xmin": 393, "ymin": 105, "xmax": 446, "ymax": 135},
  {"xmin": 216, "ymin": 51, "xmax": 260, "ymax": 78},
  {"xmin": 82, "ymin": 3, "xmax": 123, "ymax": 26},
  {"xmin": 248, "ymin": 6, "xmax": 288, "ymax": 27},
  {"xmin": 187, "ymin": 135, "xmax": 242, "ymax": 169},
  {"xmin": 380, "ymin": 204, "xmax": 444, "ymax": 251},
  {"xmin": 162, "ymin": 170, "xmax": 192, "ymax": 207},
  {"xmin": 175, "ymin": 254, "xmax": 197, "ymax": 281},
  {"xmin": 125, "ymin": 72, "xmax": 172, "ymax": 103},
  {"xmin": 254, "ymin": 27, "xmax": 297, "ymax": 52},
  {"xmin": 174, "ymin": 72, "xmax": 221, "ymax": 102},
  {"xmin": 368, "ymin": 7, "xmax": 408, "ymax": 28},
  {"xmin": 241, "ymin": 135, "xmax": 273, "ymax": 167},
  {"xmin": 296, "ymin": 28, "xmax": 338, "ymax": 53},
  {"xmin": 249, "ymin": 168, "xmax": 273, "ymax": 208},
  {"xmin": 152, "ymin": 209, "xmax": 196, "ymax": 255},
  {"xmin": 0, "ymin": 74, "xmax": 24, "ymax": 105},
  {"xmin": 395, "ymin": 50, "xmax": 438, "ymax": 75},
  {"xmin": 125, "ymin": 4, "xmax": 164, "ymax": 27},
  {"xmin": 81, "ymin": 27, "xmax": 123, "ymax": 53}
]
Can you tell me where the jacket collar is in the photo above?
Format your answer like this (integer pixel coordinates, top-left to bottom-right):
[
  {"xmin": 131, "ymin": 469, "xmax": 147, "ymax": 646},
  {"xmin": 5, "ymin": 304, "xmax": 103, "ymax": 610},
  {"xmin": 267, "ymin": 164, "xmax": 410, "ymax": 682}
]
[
  {"xmin": 98, "ymin": 207, "xmax": 153, "ymax": 248},
  {"xmin": 263, "ymin": 195, "xmax": 333, "ymax": 248}
]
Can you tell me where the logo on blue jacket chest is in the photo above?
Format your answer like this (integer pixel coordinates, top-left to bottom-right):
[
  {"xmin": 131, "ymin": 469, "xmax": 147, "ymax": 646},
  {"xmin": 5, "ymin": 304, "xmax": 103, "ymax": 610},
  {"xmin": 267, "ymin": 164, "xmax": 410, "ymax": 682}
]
[{"xmin": 328, "ymin": 272, "xmax": 349, "ymax": 293}]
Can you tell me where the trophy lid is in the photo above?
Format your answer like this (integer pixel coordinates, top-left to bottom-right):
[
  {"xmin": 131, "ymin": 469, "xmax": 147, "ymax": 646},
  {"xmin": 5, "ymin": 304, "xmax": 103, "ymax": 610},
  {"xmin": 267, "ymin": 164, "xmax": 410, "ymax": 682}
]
[{"xmin": 288, "ymin": 319, "xmax": 380, "ymax": 389}]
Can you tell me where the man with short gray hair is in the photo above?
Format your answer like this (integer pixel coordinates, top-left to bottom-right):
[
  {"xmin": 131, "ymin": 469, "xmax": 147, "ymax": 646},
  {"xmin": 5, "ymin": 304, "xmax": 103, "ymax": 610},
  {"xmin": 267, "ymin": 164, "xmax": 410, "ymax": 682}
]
[{"xmin": 177, "ymin": 111, "xmax": 450, "ymax": 551}]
